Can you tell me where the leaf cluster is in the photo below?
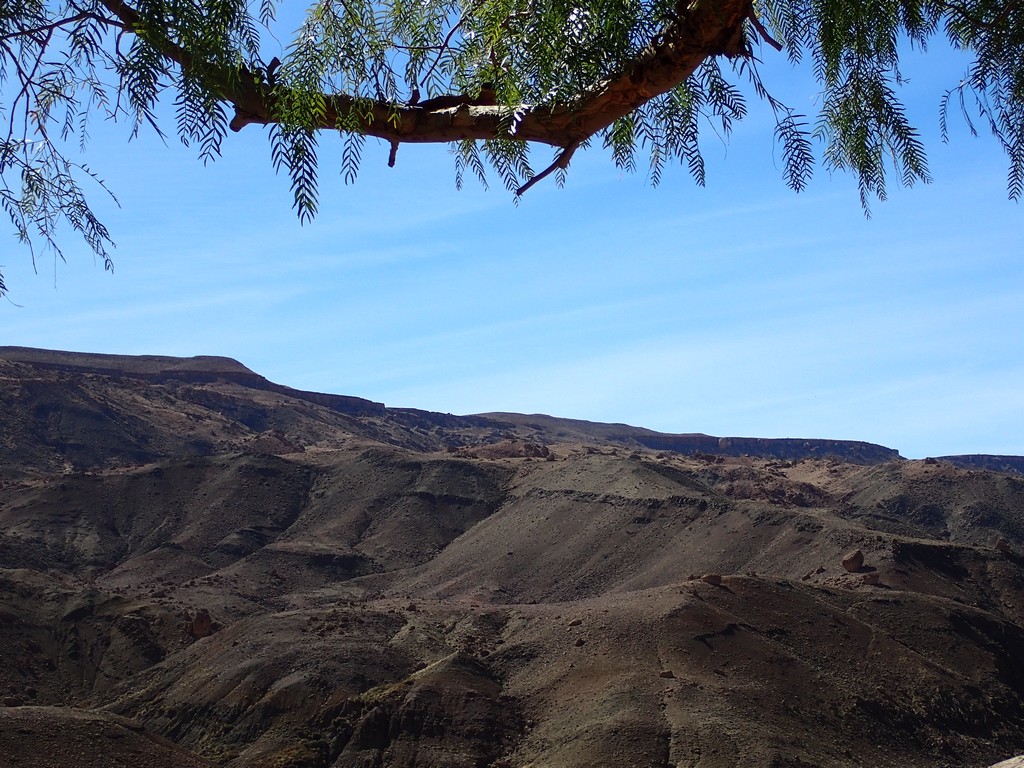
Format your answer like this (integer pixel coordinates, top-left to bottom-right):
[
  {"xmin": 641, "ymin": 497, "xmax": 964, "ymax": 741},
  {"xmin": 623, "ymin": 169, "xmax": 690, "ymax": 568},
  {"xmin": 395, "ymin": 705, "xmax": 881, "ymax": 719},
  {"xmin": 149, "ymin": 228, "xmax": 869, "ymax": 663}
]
[
  {"xmin": 1, "ymin": 0, "xmax": 1022, "ymax": 293},
  {"xmin": 1, "ymin": 0, "xmax": 119, "ymax": 284}
]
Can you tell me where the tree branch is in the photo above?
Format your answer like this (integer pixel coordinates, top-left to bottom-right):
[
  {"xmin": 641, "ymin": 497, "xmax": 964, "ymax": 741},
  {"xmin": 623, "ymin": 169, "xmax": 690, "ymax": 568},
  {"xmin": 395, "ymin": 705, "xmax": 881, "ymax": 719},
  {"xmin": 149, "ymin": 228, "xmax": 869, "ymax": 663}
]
[
  {"xmin": 98, "ymin": 0, "xmax": 755, "ymax": 150},
  {"xmin": 415, "ymin": 0, "xmax": 487, "ymax": 100},
  {"xmin": 935, "ymin": 0, "xmax": 1019, "ymax": 31},
  {"xmin": 0, "ymin": 12, "xmax": 109, "ymax": 42},
  {"xmin": 746, "ymin": 7, "xmax": 783, "ymax": 51},
  {"xmin": 515, "ymin": 141, "xmax": 581, "ymax": 195}
]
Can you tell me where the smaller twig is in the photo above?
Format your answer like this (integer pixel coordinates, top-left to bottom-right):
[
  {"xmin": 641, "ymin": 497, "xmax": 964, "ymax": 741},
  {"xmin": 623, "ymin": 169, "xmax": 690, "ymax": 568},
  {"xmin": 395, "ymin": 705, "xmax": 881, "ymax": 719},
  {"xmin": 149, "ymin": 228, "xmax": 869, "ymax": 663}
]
[
  {"xmin": 2, "ymin": 37, "xmax": 49, "ymax": 142},
  {"xmin": 265, "ymin": 56, "xmax": 280, "ymax": 85},
  {"xmin": 515, "ymin": 140, "xmax": 580, "ymax": 196},
  {"xmin": 0, "ymin": 12, "xmax": 89, "ymax": 42},
  {"xmin": 419, "ymin": 0, "xmax": 486, "ymax": 93},
  {"xmin": 935, "ymin": 0, "xmax": 1018, "ymax": 30},
  {"xmin": 4, "ymin": 10, "xmax": 125, "ymax": 43},
  {"xmin": 388, "ymin": 140, "xmax": 398, "ymax": 167},
  {"xmin": 746, "ymin": 8, "xmax": 783, "ymax": 51},
  {"xmin": 987, "ymin": 0, "xmax": 1018, "ymax": 28},
  {"xmin": 391, "ymin": 44, "xmax": 445, "ymax": 52}
]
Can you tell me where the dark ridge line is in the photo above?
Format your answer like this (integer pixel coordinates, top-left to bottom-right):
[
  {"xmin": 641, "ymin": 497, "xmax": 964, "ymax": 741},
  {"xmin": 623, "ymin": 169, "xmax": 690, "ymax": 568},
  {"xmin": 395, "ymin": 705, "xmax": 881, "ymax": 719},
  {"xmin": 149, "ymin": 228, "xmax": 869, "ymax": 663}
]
[
  {"xmin": 476, "ymin": 412, "xmax": 903, "ymax": 465},
  {"xmin": 0, "ymin": 346, "xmax": 384, "ymax": 417},
  {"xmin": 935, "ymin": 455, "xmax": 1024, "ymax": 474},
  {"xmin": 4, "ymin": 346, "xmax": 1023, "ymax": 472}
]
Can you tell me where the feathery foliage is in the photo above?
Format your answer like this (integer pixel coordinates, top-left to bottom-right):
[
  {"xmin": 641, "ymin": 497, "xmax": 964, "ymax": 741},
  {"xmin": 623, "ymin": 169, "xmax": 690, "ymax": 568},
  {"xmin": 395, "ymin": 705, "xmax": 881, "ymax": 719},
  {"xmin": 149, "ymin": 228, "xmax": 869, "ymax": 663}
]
[{"xmin": 1, "ymin": 0, "xmax": 1022, "ymax": 293}]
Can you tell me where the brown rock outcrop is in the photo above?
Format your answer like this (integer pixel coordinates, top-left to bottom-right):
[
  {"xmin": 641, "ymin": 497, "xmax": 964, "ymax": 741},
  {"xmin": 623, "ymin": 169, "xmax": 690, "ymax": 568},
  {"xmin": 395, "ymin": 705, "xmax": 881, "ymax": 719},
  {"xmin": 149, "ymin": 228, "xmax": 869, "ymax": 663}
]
[
  {"xmin": 842, "ymin": 550, "xmax": 864, "ymax": 573},
  {"xmin": 189, "ymin": 609, "xmax": 213, "ymax": 639}
]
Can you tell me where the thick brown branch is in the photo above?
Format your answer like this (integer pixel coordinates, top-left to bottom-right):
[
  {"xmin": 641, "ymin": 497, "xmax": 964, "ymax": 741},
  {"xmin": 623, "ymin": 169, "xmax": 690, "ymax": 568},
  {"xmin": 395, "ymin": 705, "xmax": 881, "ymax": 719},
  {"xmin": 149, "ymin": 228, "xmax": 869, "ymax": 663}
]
[
  {"xmin": 98, "ymin": 0, "xmax": 181, "ymax": 63},
  {"xmin": 100, "ymin": 0, "xmax": 754, "ymax": 149}
]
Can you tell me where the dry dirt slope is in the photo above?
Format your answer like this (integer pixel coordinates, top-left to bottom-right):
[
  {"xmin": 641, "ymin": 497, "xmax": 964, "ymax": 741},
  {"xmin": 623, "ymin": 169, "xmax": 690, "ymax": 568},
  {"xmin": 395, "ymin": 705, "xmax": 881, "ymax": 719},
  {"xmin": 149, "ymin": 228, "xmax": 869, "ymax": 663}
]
[{"xmin": 1, "ymin": 347, "xmax": 1024, "ymax": 768}]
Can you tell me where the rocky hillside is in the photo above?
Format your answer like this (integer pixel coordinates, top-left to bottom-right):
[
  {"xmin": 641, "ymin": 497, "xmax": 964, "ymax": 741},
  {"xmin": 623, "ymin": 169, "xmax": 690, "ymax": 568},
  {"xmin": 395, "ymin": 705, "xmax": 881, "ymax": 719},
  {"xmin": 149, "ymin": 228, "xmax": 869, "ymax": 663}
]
[{"xmin": 1, "ymin": 346, "xmax": 1024, "ymax": 768}]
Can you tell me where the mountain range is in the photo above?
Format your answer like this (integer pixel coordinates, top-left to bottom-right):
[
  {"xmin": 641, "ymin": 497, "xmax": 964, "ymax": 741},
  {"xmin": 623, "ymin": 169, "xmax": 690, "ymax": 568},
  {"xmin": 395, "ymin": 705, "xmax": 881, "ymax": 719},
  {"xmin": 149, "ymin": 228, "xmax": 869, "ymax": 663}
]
[{"xmin": 1, "ymin": 345, "xmax": 1023, "ymax": 768}]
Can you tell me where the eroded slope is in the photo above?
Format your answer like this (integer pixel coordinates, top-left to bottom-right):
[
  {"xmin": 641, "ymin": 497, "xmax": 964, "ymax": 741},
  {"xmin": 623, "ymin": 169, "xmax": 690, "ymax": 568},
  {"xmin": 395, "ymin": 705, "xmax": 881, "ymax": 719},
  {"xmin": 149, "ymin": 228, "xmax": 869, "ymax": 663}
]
[{"xmin": 2, "ymin": 348, "xmax": 1024, "ymax": 768}]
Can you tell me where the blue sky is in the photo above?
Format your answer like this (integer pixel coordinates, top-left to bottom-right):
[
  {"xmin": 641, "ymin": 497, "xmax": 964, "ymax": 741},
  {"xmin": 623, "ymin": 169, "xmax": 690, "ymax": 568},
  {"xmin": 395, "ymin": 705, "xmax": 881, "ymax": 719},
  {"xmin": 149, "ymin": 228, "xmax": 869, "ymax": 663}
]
[{"xmin": 3, "ymin": 39, "xmax": 1023, "ymax": 459}]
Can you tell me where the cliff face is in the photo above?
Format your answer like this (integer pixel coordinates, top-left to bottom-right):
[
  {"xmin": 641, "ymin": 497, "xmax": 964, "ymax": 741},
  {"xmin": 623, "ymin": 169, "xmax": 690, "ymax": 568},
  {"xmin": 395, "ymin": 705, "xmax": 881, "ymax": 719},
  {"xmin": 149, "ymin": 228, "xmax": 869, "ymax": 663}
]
[{"xmin": 2, "ymin": 347, "xmax": 1024, "ymax": 768}]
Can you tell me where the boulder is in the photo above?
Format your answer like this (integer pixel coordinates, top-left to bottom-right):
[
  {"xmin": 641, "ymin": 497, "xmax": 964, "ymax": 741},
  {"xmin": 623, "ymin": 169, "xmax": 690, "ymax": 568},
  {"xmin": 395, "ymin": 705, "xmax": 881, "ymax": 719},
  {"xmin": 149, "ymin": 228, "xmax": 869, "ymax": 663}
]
[
  {"xmin": 841, "ymin": 549, "xmax": 864, "ymax": 573},
  {"xmin": 189, "ymin": 609, "xmax": 213, "ymax": 639}
]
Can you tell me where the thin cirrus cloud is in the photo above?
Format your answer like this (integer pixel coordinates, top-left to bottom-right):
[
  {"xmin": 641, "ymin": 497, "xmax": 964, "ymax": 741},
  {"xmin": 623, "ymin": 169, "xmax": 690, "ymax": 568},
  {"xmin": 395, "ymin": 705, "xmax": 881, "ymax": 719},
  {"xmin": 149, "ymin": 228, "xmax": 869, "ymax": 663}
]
[{"xmin": 2, "ymin": 40, "xmax": 1022, "ymax": 458}]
